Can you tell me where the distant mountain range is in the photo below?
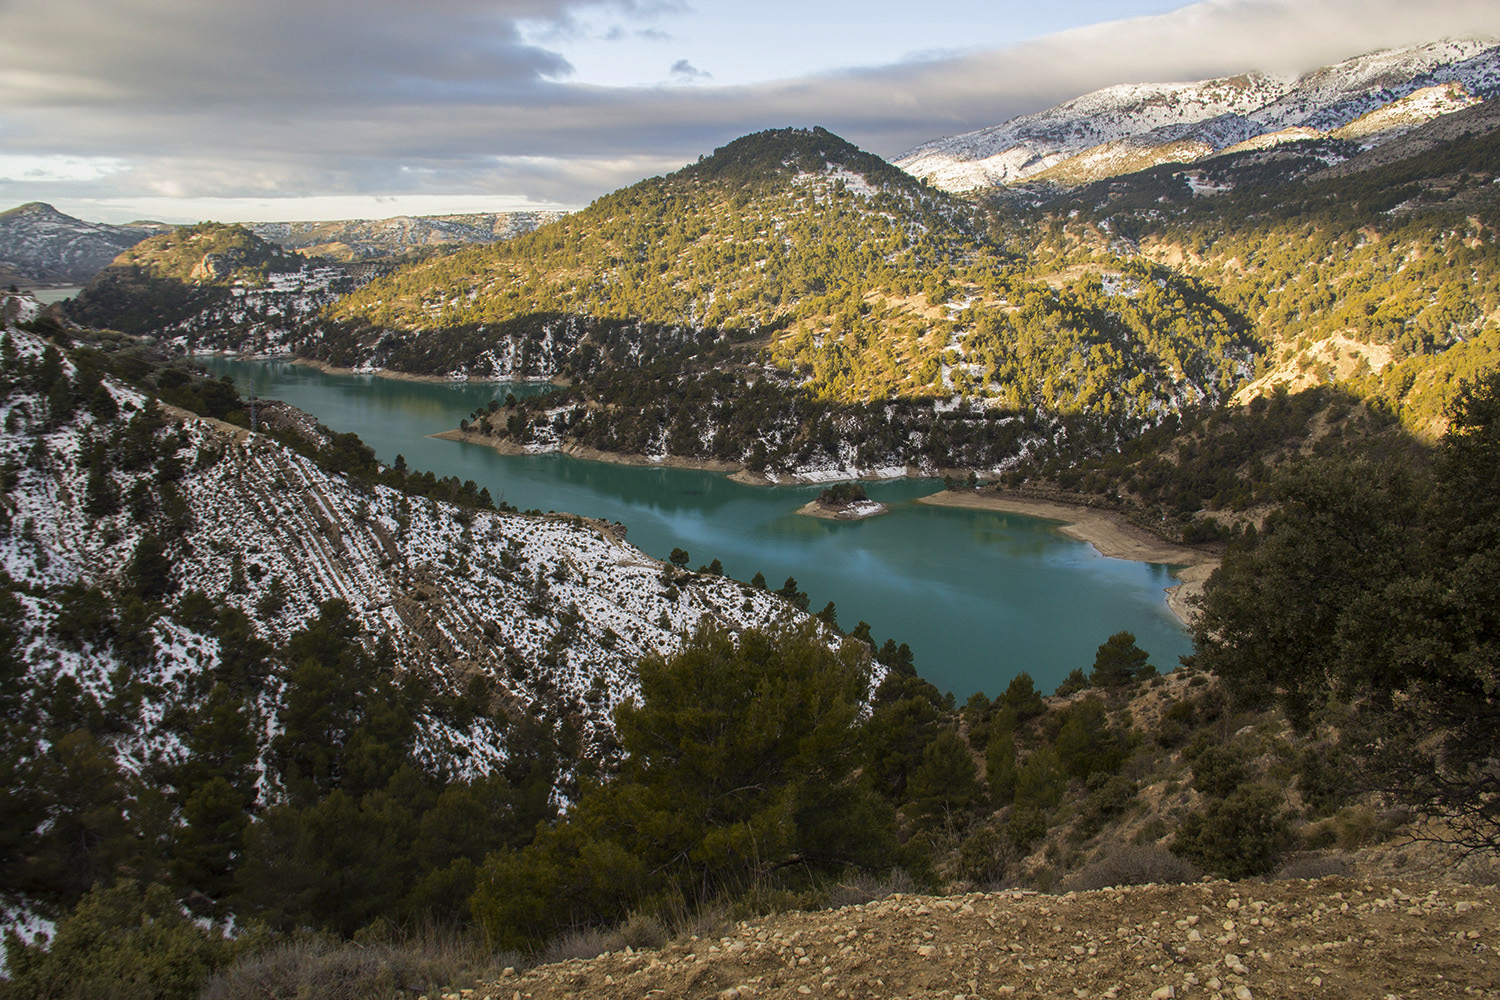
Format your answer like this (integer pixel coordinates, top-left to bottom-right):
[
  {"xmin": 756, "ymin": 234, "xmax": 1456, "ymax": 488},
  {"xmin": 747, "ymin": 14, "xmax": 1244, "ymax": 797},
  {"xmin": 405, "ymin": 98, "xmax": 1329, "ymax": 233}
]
[
  {"xmin": 896, "ymin": 37, "xmax": 1500, "ymax": 191},
  {"xmin": 0, "ymin": 202, "xmax": 568, "ymax": 287},
  {"xmin": 0, "ymin": 202, "xmax": 168, "ymax": 286},
  {"xmin": 246, "ymin": 211, "xmax": 568, "ymax": 261}
]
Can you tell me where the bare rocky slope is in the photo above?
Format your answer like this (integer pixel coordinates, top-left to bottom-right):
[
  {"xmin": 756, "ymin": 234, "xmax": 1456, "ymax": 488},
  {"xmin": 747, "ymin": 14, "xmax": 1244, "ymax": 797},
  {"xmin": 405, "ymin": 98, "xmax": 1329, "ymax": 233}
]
[{"xmin": 461, "ymin": 875, "xmax": 1498, "ymax": 1000}]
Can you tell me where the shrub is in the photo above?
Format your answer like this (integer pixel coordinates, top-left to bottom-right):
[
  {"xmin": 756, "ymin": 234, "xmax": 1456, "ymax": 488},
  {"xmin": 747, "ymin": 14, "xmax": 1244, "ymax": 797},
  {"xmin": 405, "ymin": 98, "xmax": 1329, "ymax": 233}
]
[
  {"xmin": 956, "ymin": 826, "xmax": 1007, "ymax": 884},
  {"xmin": 821, "ymin": 869, "xmax": 919, "ymax": 909},
  {"xmin": 615, "ymin": 911, "xmax": 669, "ymax": 950},
  {"xmin": 1074, "ymin": 775, "xmax": 1140, "ymax": 840},
  {"xmin": 1132, "ymin": 817, "xmax": 1168, "ymax": 845},
  {"xmin": 1054, "ymin": 668, "xmax": 1089, "ymax": 697},
  {"xmin": 1057, "ymin": 845, "xmax": 1203, "ymax": 892},
  {"xmin": 1186, "ymin": 739, "xmax": 1248, "ymax": 799},
  {"xmin": 1005, "ymin": 806, "xmax": 1048, "ymax": 853},
  {"xmin": 1171, "ymin": 785, "xmax": 1292, "ymax": 879},
  {"xmin": 3, "ymin": 881, "xmax": 235, "ymax": 1000}
]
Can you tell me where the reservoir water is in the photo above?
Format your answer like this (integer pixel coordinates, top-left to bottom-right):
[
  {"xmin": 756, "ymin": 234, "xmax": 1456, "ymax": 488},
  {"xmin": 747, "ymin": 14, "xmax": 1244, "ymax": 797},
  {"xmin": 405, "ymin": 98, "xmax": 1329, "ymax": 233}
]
[{"xmin": 203, "ymin": 358, "xmax": 1194, "ymax": 699}]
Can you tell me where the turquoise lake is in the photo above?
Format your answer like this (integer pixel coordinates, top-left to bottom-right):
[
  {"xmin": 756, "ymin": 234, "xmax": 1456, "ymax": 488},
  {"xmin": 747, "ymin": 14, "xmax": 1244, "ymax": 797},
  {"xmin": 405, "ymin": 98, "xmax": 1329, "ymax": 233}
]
[{"xmin": 202, "ymin": 358, "xmax": 1194, "ymax": 699}]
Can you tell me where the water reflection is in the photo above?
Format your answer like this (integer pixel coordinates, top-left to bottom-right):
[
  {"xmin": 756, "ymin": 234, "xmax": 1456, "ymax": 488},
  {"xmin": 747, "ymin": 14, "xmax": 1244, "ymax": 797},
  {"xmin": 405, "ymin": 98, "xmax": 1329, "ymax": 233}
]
[{"xmin": 201, "ymin": 357, "xmax": 1194, "ymax": 698}]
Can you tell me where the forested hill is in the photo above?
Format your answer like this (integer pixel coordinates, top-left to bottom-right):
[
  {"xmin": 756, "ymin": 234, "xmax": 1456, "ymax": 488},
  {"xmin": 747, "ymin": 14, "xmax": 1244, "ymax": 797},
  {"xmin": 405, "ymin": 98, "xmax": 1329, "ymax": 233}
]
[
  {"xmin": 1025, "ymin": 101, "xmax": 1500, "ymax": 439},
  {"xmin": 320, "ymin": 126, "xmax": 1247, "ymax": 411}
]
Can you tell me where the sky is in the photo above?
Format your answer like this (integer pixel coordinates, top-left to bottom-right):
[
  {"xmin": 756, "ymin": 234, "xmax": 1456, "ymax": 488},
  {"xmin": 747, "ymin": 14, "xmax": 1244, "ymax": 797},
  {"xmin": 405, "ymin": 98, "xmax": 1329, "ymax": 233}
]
[{"xmin": 1, "ymin": 0, "xmax": 1497, "ymax": 224}]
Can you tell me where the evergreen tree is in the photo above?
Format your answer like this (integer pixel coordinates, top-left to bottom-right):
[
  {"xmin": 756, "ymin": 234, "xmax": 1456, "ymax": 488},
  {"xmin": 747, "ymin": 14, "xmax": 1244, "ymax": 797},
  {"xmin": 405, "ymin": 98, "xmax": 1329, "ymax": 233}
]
[{"xmin": 1089, "ymin": 631, "xmax": 1151, "ymax": 687}]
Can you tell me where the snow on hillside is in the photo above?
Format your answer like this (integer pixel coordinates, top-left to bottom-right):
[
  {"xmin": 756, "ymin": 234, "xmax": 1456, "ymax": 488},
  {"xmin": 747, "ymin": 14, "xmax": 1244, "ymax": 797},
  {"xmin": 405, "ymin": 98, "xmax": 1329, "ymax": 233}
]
[
  {"xmin": 0, "ymin": 202, "xmax": 164, "ymax": 285},
  {"xmin": 896, "ymin": 38, "xmax": 1500, "ymax": 191},
  {"xmin": 0, "ymin": 323, "xmax": 856, "ymax": 790}
]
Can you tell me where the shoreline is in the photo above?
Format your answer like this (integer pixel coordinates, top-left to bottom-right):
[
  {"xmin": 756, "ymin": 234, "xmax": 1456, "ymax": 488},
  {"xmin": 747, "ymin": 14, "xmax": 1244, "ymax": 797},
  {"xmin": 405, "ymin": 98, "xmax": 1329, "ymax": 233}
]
[
  {"xmin": 291, "ymin": 357, "xmax": 571, "ymax": 388},
  {"xmin": 430, "ymin": 428, "xmax": 1216, "ymax": 626},
  {"xmin": 916, "ymin": 490, "xmax": 1220, "ymax": 627},
  {"xmin": 203, "ymin": 352, "xmax": 571, "ymax": 388},
  {"xmin": 429, "ymin": 429, "xmax": 745, "ymax": 473}
]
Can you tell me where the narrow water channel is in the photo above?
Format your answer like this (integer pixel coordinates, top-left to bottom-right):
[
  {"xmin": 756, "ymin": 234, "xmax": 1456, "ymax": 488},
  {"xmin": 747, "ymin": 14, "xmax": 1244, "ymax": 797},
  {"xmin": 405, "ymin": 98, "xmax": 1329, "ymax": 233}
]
[{"xmin": 203, "ymin": 358, "xmax": 1195, "ymax": 698}]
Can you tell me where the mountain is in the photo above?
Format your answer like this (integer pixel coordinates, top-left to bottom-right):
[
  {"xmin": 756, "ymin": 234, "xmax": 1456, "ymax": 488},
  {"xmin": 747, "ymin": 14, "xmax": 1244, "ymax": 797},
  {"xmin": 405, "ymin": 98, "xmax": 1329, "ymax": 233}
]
[
  {"xmin": 61, "ymin": 129, "xmax": 1257, "ymax": 481},
  {"xmin": 66, "ymin": 222, "xmax": 382, "ymax": 344},
  {"xmin": 0, "ymin": 202, "xmax": 167, "ymax": 286},
  {"xmin": 247, "ymin": 210, "xmax": 568, "ymax": 261},
  {"xmin": 292, "ymin": 128, "xmax": 1248, "ymax": 479},
  {"xmin": 0, "ymin": 321, "xmax": 822, "ymax": 738},
  {"xmin": 895, "ymin": 38, "xmax": 1500, "ymax": 192},
  {"xmin": 0, "ymin": 314, "xmax": 861, "ymax": 940}
]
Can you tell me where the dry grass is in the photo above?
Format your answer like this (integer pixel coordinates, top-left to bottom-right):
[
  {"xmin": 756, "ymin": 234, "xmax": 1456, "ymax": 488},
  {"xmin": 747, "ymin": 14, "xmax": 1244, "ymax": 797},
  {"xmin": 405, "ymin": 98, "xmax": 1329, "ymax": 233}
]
[
  {"xmin": 1056, "ymin": 845, "xmax": 1203, "ymax": 893},
  {"xmin": 200, "ymin": 926, "xmax": 521, "ymax": 1000}
]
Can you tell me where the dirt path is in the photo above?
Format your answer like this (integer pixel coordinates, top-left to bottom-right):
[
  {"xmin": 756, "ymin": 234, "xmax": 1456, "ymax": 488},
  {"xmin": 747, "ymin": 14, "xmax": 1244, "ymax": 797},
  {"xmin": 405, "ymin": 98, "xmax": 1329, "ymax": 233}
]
[{"xmin": 470, "ymin": 877, "xmax": 1497, "ymax": 1000}]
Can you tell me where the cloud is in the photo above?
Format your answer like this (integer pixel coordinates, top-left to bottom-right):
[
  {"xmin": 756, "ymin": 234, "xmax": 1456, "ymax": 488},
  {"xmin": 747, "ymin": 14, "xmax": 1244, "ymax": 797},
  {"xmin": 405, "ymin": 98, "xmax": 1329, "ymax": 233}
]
[
  {"xmin": 2, "ymin": 0, "xmax": 1498, "ymax": 213},
  {"xmin": 670, "ymin": 59, "xmax": 713, "ymax": 82}
]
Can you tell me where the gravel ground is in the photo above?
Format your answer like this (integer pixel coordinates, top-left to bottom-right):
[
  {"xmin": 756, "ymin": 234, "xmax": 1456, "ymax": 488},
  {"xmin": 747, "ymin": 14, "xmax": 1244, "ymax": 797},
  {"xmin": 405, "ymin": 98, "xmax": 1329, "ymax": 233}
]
[{"xmin": 453, "ymin": 876, "xmax": 1497, "ymax": 1000}]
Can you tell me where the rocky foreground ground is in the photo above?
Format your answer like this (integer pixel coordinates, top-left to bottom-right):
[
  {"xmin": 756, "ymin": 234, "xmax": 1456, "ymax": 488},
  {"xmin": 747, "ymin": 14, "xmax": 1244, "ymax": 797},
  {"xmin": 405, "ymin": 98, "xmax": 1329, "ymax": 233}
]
[{"xmin": 455, "ymin": 877, "xmax": 1497, "ymax": 1000}]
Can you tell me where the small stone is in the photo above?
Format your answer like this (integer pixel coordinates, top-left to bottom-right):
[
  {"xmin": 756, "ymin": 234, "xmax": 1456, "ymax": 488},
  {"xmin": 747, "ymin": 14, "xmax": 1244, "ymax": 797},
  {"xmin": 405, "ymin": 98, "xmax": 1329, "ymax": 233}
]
[
  {"xmin": 1234, "ymin": 987, "xmax": 1253, "ymax": 1000},
  {"xmin": 1151, "ymin": 986, "xmax": 1176, "ymax": 999}
]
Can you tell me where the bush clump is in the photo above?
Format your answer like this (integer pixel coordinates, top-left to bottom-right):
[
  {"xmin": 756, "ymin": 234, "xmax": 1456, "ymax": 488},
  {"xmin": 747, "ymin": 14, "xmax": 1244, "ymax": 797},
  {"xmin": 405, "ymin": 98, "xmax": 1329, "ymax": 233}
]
[{"xmin": 1056, "ymin": 845, "xmax": 1203, "ymax": 893}]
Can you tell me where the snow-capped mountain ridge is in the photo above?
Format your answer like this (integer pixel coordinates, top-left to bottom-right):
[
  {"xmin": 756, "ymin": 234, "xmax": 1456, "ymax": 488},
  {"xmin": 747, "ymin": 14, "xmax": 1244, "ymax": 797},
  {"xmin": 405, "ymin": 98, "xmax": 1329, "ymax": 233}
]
[
  {"xmin": 896, "ymin": 38, "xmax": 1500, "ymax": 192},
  {"xmin": 0, "ymin": 202, "xmax": 166, "ymax": 286}
]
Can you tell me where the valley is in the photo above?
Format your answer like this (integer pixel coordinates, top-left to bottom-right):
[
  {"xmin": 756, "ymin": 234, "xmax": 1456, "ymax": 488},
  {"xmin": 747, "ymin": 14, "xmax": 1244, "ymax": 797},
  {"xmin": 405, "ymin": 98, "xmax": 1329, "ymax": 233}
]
[
  {"xmin": 2, "ymin": 31, "xmax": 1499, "ymax": 1000},
  {"xmin": 198, "ymin": 356, "xmax": 1196, "ymax": 699}
]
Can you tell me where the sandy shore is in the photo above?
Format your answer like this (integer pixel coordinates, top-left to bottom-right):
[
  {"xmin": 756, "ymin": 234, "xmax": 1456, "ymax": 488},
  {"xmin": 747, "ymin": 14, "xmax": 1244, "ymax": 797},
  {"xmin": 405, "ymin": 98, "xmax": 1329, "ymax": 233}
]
[{"xmin": 917, "ymin": 490, "xmax": 1220, "ymax": 626}]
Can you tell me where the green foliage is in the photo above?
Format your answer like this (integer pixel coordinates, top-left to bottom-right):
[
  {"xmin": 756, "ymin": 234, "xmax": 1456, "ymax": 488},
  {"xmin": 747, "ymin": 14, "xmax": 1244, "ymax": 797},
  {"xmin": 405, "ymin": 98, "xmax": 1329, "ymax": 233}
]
[
  {"xmin": 1186, "ymin": 738, "xmax": 1248, "ymax": 799},
  {"xmin": 70, "ymin": 224, "xmax": 303, "ymax": 334},
  {"xmin": 817, "ymin": 482, "xmax": 867, "ymax": 505},
  {"xmin": 907, "ymin": 728, "xmax": 982, "ymax": 824},
  {"xmin": 1192, "ymin": 371, "xmax": 1500, "ymax": 850},
  {"xmin": 1054, "ymin": 698, "xmax": 1137, "ymax": 781},
  {"xmin": 998, "ymin": 670, "xmax": 1046, "ymax": 720},
  {"xmin": 0, "ymin": 881, "xmax": 235, "ymax": 1000},
  {"xmin": 985, "ymin": 727, "xmax": 1018, "ymax": 806},
  {"xmin": 471, "ymin": 623, "xmax": 890, "ymax": 949},
  {"xmin": 1053, "ymin": 667, "xmax": 1088, "ymax": 697},
  {"xmin": 863, "ymin": 668, "xmax": 944, "ymax": 803},
  {"xmin": 1013, "ymin": 747, "xmax": 1063, "ymax": 813},
  {"xmin": 1089, "ymin": 631, "xmax": 1151, "ymax": 687},
  {"xmin": 1056, "ymin": 122, "xmax": 1500, "ymax": 434},
  {"xmin": 1171, "ymin": 785, "xmax": 1292, "ymax": 879}
]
